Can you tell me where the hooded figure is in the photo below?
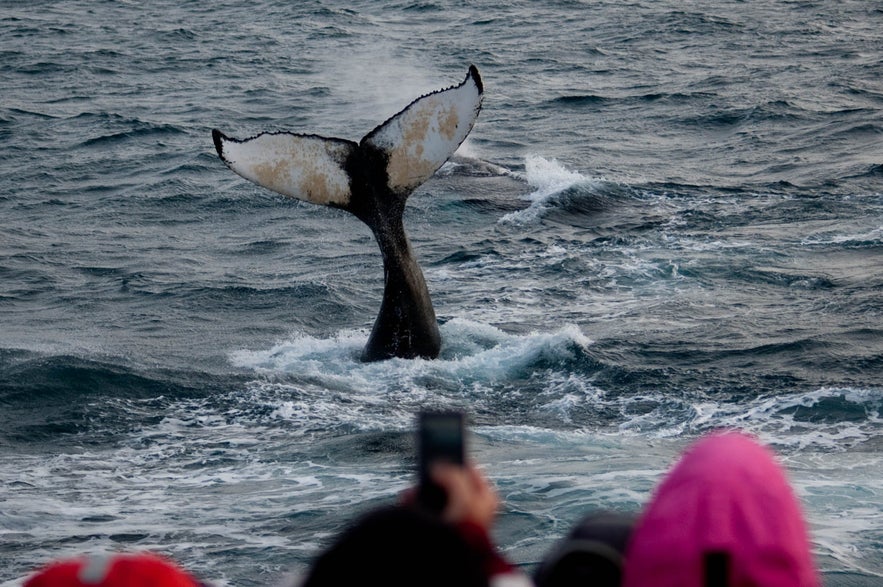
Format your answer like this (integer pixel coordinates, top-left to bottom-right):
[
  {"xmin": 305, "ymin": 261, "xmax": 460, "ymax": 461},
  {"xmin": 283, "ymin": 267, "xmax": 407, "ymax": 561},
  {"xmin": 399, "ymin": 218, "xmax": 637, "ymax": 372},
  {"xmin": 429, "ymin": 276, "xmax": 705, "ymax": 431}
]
[{"xmin": 623, "ymin": 431, "xmax": 820, "ymax": 587}]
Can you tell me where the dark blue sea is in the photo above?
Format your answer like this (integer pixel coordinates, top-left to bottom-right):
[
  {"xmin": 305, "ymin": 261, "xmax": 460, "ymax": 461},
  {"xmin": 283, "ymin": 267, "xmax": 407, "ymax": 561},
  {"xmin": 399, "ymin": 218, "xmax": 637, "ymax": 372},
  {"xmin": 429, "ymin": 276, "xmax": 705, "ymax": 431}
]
[{"xmin": 2, "ymin": 1, "xmax": 882, "ymax": 585}]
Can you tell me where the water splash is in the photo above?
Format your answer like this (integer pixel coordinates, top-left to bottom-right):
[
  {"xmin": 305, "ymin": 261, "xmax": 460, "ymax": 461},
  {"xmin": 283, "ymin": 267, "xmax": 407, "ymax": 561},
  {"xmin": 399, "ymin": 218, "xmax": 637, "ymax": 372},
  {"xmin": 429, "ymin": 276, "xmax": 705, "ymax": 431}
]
[{"xmin": 500, "ymin": 155, "xmax": 602, "ymax": 225}]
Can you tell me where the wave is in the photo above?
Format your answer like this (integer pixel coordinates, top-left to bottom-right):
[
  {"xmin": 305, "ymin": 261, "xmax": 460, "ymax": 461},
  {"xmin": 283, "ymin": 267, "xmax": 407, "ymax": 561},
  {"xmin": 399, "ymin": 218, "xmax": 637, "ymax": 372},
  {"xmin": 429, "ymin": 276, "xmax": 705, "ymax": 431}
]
[
  {"xmin": 443, "ymin": 152, "xmax": 512, "ymax": 177},
  {"xmin": 802, "ymin": 225, "xmax": 883, "ymax": 248},
  {"xmin": 0, "ymin": 351, "xmax": 218, "ymax": 445},
  {"xmin": 75, "ymin": 114, "xmax": 187, "ymax": 148},
  {"xmin": 614, "ymin": 384, "xmax": 880, "ymax": 446},
  {"xmin": 228, "ymin": 319, "xmax": 596, "ymax": 430},
  {"xmin": 226, "ymin": 319, "xmax": 883, "ymax": 453},
  {"xmin": 471, "ymin": 384, "xmax": 883, "ymax": 455},
  {"xmin": 547, "ymin": 91, "xmax": 716, "ymax": 108},
  {"xmin": 499, "ymin": 155, "xmax": 617, "ymax": 225},
  {"xmin": 230, "ymin": 318, "xmax": 593, "ymax": 384},
  {"xmin": 0, "ymin": 343, "xmax": 279, "ymax": 431},
  {"xmin": 548, "ymin": 94, "xmax": 610, "ymax": 106}
]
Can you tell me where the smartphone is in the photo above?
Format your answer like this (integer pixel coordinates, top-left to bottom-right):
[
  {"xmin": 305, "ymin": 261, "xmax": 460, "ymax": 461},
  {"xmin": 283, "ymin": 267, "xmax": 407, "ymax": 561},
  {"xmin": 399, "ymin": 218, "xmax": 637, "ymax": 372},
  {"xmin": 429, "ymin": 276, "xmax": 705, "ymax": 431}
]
[{"xmin": 417, "ymin": 410, "xmax": 465, "ymax": 513}]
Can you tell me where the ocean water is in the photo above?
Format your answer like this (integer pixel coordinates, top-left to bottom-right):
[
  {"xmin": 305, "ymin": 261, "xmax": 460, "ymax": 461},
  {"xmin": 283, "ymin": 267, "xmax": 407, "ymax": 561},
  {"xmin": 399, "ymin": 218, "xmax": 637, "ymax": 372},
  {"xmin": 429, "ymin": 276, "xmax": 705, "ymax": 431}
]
[{"xmin": 1, "ymin": 0, "xmax": 882, "ymax": 585}]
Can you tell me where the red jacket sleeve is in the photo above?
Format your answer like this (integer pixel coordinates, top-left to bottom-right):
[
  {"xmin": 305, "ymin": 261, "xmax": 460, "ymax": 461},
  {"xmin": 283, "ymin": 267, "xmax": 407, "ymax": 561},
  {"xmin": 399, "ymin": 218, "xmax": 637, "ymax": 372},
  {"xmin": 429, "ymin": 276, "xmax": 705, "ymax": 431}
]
[{"xmin": 455, "ymin": 521, "xmax": 517, "ymax": 578}]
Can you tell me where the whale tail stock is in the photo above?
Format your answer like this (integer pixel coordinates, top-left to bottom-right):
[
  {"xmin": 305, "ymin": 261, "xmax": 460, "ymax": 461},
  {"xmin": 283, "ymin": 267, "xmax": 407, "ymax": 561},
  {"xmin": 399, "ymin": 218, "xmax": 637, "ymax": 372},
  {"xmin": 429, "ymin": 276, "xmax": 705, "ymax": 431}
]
[{"xmin": 212, "ymin": 66, "xmax": 484, "ymax": 361}]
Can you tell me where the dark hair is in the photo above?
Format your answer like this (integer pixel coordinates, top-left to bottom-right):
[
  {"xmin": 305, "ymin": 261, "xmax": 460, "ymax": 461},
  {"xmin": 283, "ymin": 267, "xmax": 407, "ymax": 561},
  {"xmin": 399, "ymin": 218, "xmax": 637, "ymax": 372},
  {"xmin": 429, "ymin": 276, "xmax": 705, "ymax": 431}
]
[
  {"xmin": 301, "ymin": 505, "xmax": 488, "ymax": 587},
  {"xmin": 534, "ymin": 511, "xmax": 636, "ymax": 587}
]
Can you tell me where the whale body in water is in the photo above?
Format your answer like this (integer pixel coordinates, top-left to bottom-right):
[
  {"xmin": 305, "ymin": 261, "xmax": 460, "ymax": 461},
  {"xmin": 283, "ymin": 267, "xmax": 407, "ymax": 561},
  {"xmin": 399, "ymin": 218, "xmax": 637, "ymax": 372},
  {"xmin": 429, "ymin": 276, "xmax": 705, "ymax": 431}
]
[{"xmin": 213, "ymin": 66, "xmax": 483, "ymax": 361}]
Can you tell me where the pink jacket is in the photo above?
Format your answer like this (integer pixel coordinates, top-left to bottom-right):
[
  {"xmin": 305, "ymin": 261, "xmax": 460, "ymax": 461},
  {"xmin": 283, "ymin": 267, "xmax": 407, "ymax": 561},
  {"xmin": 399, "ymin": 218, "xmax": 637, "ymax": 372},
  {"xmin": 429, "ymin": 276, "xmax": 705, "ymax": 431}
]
[{"xmin": 623, "ymin": 431, "xmax": 820, "ymax": 587}]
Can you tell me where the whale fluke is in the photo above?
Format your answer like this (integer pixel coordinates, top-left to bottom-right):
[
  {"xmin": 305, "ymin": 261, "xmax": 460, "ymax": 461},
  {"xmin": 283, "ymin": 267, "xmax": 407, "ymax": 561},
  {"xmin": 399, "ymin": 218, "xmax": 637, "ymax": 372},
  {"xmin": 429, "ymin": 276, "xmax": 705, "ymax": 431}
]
[{"xmin": 213, "ymin": 66, "xmax": 483, "ymax": 361}]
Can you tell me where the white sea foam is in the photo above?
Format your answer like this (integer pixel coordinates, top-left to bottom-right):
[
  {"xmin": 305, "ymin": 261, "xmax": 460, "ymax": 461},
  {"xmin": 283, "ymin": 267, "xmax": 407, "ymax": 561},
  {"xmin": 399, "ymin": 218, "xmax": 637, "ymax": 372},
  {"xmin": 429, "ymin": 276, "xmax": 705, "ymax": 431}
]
[
  {"xmin": 500, "ymin": 155, "xmax": 603, "ymax": 225},
  {"xmin": 231, "ymin": 319, "xmax": 591, "ymax": 388},
  {"xmin": 228, "ymin": 323, "xmax": 882, "ymax": 456},
  {"xmin": 611, "ymin": 386, "xmax": 883, "ymax": 454},
  {"xmin": 3, "ymin": 375, "xmax": 879, "ymax": 586},
  {"xmin": 801, "ymin": 225, "xmax": 883, "ymax": 246}
]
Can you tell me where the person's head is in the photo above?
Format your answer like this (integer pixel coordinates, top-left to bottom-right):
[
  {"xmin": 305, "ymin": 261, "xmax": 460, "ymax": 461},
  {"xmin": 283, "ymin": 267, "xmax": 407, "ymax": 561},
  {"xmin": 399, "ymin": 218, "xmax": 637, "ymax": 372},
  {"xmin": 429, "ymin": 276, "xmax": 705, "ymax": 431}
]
[
  {"xmin": 534, "ymin": 510, "xmax": 636, "ymax": 587},
  {"xmin": 24, "ymin": 552, "xmax": 203, "ymax": 587},
  {"xmin": 300, "ymin": 505, "xmax": 488, "ymax": 587},
  {"xmin": 623, "ymin": 430, "xmax": 820, "ymax": 587}
]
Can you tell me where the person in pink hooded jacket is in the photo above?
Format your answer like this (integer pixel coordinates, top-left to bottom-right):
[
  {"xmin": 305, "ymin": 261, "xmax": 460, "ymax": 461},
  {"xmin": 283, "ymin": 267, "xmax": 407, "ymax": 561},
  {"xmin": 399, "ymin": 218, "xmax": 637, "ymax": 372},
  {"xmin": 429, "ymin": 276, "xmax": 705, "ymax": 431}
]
[{"xmin": 623, "ymin": 430, "xmax": 821, "ymax": 587}]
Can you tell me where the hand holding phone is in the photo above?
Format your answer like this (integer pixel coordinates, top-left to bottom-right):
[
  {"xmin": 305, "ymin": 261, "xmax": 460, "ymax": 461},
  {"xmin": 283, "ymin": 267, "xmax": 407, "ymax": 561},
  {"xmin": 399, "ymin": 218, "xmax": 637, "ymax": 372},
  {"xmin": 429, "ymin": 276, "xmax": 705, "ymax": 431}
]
[{"xmin": 429, "ymin": 462, "xmax": 500, "ymax": 530}]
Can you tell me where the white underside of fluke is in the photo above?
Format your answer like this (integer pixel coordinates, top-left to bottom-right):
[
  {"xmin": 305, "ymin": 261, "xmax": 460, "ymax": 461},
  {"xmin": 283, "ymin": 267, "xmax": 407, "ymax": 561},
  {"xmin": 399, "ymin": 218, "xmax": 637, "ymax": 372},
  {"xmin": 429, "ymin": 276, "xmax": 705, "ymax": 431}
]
[
  {"xmin": 216, "ymin": 133, "xmax": 356, "ymax": 206},
  {"xmin": 363, "ymin": 67, "xmax": 483, "ymax": 194},
  {"xmin": 214, "ymin": 67, "xmax": 483, "ymax": 205}
]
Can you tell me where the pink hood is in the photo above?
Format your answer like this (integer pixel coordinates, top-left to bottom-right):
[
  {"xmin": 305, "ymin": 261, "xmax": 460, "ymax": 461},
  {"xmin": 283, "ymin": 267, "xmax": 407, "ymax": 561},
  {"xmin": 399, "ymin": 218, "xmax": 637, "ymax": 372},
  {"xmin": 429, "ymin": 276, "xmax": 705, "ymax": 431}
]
[{"xmin": 623, "ymin": 431, "xmax": 820, "ymax": 587}]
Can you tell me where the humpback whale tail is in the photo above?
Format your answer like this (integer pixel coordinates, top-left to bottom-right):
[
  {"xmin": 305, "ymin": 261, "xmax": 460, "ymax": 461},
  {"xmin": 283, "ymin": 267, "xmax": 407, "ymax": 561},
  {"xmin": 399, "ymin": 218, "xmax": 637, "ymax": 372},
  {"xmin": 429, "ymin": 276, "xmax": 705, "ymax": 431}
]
[{"xmin": 212, "ymin": 66, "xmax": 483, "ymax": 361}]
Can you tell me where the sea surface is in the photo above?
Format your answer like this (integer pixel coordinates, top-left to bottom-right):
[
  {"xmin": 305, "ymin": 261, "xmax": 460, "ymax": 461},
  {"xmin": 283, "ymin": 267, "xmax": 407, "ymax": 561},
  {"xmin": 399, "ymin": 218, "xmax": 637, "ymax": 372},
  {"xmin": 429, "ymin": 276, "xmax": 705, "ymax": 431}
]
[{"xmin": 1, "ymin": 1, "xmax": 882, "ymax": 585}]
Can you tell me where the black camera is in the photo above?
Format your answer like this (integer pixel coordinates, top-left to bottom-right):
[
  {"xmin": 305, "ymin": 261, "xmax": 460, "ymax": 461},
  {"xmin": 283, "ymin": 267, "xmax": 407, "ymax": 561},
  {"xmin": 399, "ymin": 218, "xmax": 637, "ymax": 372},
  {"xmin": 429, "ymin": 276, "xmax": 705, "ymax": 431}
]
[{"xmin": 416, "ymin": 410, "xmax": 465, "ymax": 513}]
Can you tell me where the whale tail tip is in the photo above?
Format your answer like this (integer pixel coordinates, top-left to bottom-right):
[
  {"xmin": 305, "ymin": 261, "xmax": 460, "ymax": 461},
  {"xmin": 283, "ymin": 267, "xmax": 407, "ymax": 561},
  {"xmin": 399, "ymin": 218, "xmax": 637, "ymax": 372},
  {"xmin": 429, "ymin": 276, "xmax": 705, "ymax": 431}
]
[{"xmin": 211, "ymin": 128, "xmax": 225, "ymax": 159}]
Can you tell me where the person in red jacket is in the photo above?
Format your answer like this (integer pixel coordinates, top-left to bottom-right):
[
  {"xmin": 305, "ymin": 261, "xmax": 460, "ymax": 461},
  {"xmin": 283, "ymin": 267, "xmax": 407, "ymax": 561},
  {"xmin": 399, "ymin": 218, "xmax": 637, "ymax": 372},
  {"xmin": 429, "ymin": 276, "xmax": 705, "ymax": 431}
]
[
  {"xmin": 623, "ymin": 430, "xmax": 821, "ymax": 587},
  {"xmin": 24, "ymin": 552, "xmax": 205, "ymax": 587},
  {"xmin": 300, "ymin": 462, "xmax": 530, "ymax": 587}
]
